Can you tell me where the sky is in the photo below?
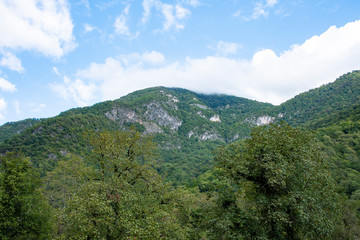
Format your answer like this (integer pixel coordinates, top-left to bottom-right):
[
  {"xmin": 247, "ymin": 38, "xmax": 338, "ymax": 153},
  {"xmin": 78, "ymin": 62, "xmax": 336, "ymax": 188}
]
[{"xmin": 0, "ymin": 0, "xmax": 360, "ymax": 125}]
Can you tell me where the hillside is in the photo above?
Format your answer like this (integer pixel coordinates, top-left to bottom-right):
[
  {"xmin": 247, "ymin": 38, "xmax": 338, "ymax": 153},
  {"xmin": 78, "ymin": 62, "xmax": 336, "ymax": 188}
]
[
  {"xmin": 0, "ymin": 118, "xmax": 40, "ymax": 143},
  {"xmin": 0, "ymin": 71, "xmax": 359, "ymax": 185},
  {"xmin": 313, "ymin": 104, "xmax": 360, "ymax": 198},
  {"xmin": 274, "ymin": 70, "xmax": 360, "ymax": 126},
  {"xmin": 0, "ymin": 87, "xmax": 273, "ymax": 184}
]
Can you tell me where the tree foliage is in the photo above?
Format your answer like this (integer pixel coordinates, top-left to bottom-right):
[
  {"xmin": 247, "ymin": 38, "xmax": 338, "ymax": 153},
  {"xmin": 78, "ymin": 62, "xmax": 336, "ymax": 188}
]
[
  {"xmin": 213, "ymin": 123, "xmax": 340, "ymax": 239},
  {"xmin": 0, "ymin": 153, "xmax": 53, "ymax": 240},
  {"xmin": 56, "ymin": 130, "xmax": 189, "ymax": 239}
]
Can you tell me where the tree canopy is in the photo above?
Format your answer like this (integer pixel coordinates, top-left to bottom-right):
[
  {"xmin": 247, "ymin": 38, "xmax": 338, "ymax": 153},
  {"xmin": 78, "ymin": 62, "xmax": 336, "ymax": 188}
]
[{"xmin": 213, "ymin": 123, "xmax": 340, "ymax": 239}]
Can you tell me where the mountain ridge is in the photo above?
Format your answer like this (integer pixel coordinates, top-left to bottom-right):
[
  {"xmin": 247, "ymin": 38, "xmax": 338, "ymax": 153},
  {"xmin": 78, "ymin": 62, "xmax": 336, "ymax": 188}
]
[{"xmin": 0, "ymin": 70, "xmax": 359, "ymax": 184}]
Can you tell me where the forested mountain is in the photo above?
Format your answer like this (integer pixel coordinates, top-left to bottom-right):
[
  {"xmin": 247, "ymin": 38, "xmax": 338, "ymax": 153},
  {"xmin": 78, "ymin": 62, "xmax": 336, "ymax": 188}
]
[
  {"xmin": 274, "ymin": 70, "xmax": 360, "ymax": 125},
  {"xmin": 0, "ymin": 118, "xmax": 40, "ymax": 143},
  {"xmin": 1, "ymin": 70, "xmax": 360, "ymax": 239},
  {"xmin": 0, "ymin": 87, "xmax": 274, "ymax": 184},
  {"xmin": 1, "ymin": 71, "xmax": 360, "ymax": 185}
]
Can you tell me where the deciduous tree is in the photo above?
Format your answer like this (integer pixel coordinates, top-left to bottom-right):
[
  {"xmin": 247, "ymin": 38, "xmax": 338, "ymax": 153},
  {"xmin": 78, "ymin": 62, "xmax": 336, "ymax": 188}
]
[{"xmin": 214, "ymin": 123, "xmax": 340, "ymax": 240}]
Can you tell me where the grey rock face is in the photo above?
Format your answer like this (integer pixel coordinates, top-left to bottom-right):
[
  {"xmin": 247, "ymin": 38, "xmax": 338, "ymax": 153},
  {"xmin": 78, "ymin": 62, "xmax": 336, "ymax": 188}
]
[
  {"xmin": 188, "ymin": 127, "xmax": 222, "ymax": 141},
  {"xmin": 142, "ymin": 122, "xmax": 163, "ymax": 134},
  {"xmin": 191, "ymin": 103, "xmax": 209, "ymax": 109},
  {"xmin": 105, "ymin": 107, "xmax": 163, "ymax": 134},
  {"xmin": 105, "ymin": 108, "xmax": 141, "ymax": 123},
  {"xmin": 144, "ymin": 102, "xmax": 182, "ymax": 130}
]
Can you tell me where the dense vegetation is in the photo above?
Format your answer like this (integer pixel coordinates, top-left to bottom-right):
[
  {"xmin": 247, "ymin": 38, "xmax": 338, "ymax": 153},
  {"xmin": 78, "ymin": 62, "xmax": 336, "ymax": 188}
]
[
  {"xmin": 0, "ymin": 70, "xmax": 360, "ymax": 238},
  {"xmin": 0, "ymin": 86, "xmax": 272, "ymax": 184},
  {"xmin": 276, "ymin": 70, "xmax": 360, "ymax": 126},
  {"xmin": 1, "ymin": 124, "xmax": 358, "ymax": 239},
  {"xmin": 0, "ymin": 118, "xmax": 39, "ymax": 143}
]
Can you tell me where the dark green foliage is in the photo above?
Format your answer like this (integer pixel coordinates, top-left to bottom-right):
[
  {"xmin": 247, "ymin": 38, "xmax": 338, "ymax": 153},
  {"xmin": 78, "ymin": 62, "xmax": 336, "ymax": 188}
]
[
  {"xmin": 0, "ymin": 118, "xmax": 40, "ymax": 143},
  {"xmin": 277, "ymin": 70, "xmax": 360, "ymax": 125},
  {"xmin": 213, "ymin": 123, "xmax": 340, "ymax": 240},
  {"xmin": 0, "ymin": 113, "xmax": 119, "ymax": 175},
  {"xmin": 0, "ymin": 153, "xmax": 53, "ymax": 239},
  {"xmin": 313, "ymin": 106, "xmax": 360, "ymax": 198}
]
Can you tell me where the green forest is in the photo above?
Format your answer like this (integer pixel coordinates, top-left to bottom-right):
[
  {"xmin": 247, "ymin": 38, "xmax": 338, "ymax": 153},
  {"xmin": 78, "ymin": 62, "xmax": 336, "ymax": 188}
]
[{"xmin": 0, "ymin": 71, "xmax": 360, "ymax": 239}]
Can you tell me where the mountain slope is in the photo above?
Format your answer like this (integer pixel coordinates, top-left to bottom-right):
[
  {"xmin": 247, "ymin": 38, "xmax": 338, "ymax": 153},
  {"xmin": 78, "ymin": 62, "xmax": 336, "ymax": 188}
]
[
  {"xmin": 275, "ymin": 70, "xmax": 360, "ymax": 125},
  {"xmin": 0, "ymin": 118, "xmax": 40, "ymax": 143},
  {"xmin": 1, "ymin": 71, "xmax": 359, "ymax": 185},
  {"xmin": 314, "ymin": 104, "xmax": 360, "ymax": 198},
  {"xmin": 0, "ymin": 87, "xmax": 273, "ymax": 184}
]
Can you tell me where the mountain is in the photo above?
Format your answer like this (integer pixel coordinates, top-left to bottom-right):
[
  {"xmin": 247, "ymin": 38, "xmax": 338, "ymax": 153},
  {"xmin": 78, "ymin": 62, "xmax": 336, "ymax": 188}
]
[
  {"xmin": 311, "ymin": 103, "xmax": 360, "ymax": 198},
  {"xmin": 273, "ymin": 70, "xmax": 360, "ymax": 126},
  {"xmin": 1, "ymin": 70, "xmax": 359, "ymax": 185},
  {"xmin": 0, "ymin": 87, "xmax": 273, "ymax": 184},
  {"xmin": 0, "ymin": 118, "xmax": 40, "ymax": 143}
]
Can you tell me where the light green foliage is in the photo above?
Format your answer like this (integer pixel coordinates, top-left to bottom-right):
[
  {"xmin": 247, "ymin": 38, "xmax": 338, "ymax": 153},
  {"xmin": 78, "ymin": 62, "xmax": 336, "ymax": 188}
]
[
  {"xmin": 57, "ymin": 130, "xmax": 189, "ymax": 239},
  {"xmin": 0, "ymin": 153, "xmax": 53, "ymax": 240},
  {"xmin": 44, "ymin": 155, "xmax": 96, "ymax": 208},
  {"xmin": 213, "ymin": 123, "xmax": 340, "ymax": 240}
]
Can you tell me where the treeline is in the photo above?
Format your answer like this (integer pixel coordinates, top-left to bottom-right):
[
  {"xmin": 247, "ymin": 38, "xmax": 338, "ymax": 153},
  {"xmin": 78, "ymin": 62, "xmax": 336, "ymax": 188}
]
[{"xmin": 1, "ymin": 123, "xmax": 359, "ymax": 239}]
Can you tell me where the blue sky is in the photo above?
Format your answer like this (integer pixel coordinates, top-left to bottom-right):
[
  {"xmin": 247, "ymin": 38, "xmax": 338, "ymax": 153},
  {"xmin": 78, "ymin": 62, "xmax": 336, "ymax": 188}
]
[{"xmin": 0, "ymin": 0, "xmax": 360, "ymax": 125}]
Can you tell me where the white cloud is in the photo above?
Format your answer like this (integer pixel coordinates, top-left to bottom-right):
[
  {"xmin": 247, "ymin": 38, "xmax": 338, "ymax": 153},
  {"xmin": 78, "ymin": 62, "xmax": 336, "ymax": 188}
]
[
  {"xmin": 84, "ymin": 23, "xmax": 95, "ymax": 33},
  {"xmin": 62, "ymin": 20, "xmax": 360, "ymax": 105},
  {"xmin": 214, "ymin": 41, "xmax": 242, "ymax": 56},
  {"xmin": 141, "ymin": 0, "xmax": 191, "ymax": 31},
  {"xmin": 252, "ymin": 2, "xmax": 268, "ymax": 19},
  {"xmin": 114, "ymin": 5, "xmax": 130, "ymax": 36},
  {"xmin": 0, "ymin": 77, "xmax": 16, "ymax": 92},
  {"xmin": 141, "ymin": 0, "xmax": 155, "ymax": 24},
  {"xmin": 266, "ymin": 0, "xmax": 278, "ymax": 7},
  {"xmin": 0, "ymin": 51, "xmax": 24, "ymax": 72},
  {"xmin": 50, "ymin": 76, "xmax": 97, "ymax": 107},
  {"xmin": 182, "ymin": 0, "xmax": 201, "ymax": 7},
  {"xmin": 0, "ymin": 98, "xmax": 6, "ymax": 119},
  {"xmin": 236, "ymin": 0, "xmax": 279, "ymax": 21},
  {"xmin": 53, "ymin": 66, "xmax": 60, "ymax": 75},
  {"xmin": 162, "ymin": 4, "xmax": 190, "ymax": 31},
  {"xmin": 114, "ymin": 5, "xmax": 139, "ymax": 39},
  {"xmin": 141, "ymin": 51, "xmax": 165, "ymax": 65},
  {"xmin": 0, "ymin": 0, "xmax": 75, "ymax": 57}
]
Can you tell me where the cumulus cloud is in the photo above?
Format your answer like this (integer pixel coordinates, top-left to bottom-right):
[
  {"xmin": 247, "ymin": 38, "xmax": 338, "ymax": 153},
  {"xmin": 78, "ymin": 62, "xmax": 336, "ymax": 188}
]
[
  {"xmin": 0, "ymin": 77, "xmax": 16, "ymax": 92},
  {"xmin": 0, "ymin": 0, "xmax": 75, "ymax": 57},
  {"xmin": 141, "ymin": 0, "xmax": 191, "ymax": 31},
  {"xmin": 0, "ymin": 51, "xmax": 24, "ymax": 73},
  {"xmin": 58, "ymin": 20, "xmax": 360, "ymax": 106},
  {"xmin": 50, "ymin": 76, "xmax": 97, "ymax": 107}
]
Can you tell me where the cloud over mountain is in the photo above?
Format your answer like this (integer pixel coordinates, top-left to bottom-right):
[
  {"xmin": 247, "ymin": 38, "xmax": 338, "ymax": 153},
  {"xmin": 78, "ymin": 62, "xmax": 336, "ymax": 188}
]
[{"xmin": 55, "ymin": 20, "xmax": 360, "ymax": 106}]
